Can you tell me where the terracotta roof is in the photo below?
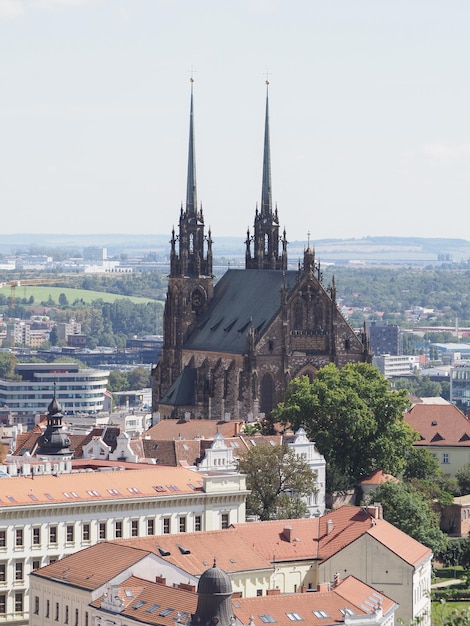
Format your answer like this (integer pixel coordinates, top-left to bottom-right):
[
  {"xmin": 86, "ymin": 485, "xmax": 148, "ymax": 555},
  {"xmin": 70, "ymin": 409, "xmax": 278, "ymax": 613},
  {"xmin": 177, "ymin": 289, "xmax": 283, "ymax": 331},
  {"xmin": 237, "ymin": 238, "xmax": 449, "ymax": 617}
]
[
  {"xmin": 359, "ymin": 469, "xmax": 399, "ymax": 486},
  {"xmin": 116, "ymin": 528, "xmax": 272, "ymax": 574},
  {"xmin": 90, "ymin": 575, "xmax": 197, "ymax": 625},
  {"xmin": 405, "ymin": 403, "xmax": 470, "ymax": 446},
  {"xmin": 233, "ymin": 576, "xmax": 396, "ymax": 626},
  {"xmin": 146, "ymin": 419, "xmax": 242, "ymax": 441},
  {"xmin": 13, "ymin": 426, "xmax": 120, "ymax": 458},
  {"xmin": 367, "ymin": 516, "xmax": 432, "ymax": 566},
  {"xmin": 32, "ymin": 542, "xmax": 150, "ymax": 590},
  {"xmin": 0, "ymin": 465, "xmax": 204, "ymax": 507}
]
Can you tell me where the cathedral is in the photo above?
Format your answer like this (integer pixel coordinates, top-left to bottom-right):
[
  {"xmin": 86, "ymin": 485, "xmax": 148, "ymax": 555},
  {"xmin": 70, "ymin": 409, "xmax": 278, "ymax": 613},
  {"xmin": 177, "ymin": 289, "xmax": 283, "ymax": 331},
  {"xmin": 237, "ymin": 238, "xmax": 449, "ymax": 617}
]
[{"xmin": 151, "ymin": 82, "xmax": 371, "ymax": 421}]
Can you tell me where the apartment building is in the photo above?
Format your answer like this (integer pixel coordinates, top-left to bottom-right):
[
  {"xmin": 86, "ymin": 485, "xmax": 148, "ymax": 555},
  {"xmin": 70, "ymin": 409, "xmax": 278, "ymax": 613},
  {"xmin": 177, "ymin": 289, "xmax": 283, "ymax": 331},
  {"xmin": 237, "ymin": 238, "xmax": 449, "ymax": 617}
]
[{"xmin": 0, "ymin": 463, "xmax": 247, "ymax": 624}]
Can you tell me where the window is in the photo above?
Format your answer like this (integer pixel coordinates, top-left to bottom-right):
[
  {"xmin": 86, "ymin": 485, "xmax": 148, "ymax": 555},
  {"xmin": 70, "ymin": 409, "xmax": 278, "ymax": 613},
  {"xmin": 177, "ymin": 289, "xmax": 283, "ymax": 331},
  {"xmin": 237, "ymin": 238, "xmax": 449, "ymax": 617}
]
[
  {"xmin": 55, "ymin": 601, "xmax": 60, "ymax": 621},
  {"xmin": 65, "ymin": 605, "xmax": 69, "ymax": 624},
  {"xmin": 257, "ymin": 589, "xmax": 263, "ymax": 597},
  {"xmin": 32, "ymin": 559, "xmax": 41, "ymax": 571},
  {"xmin": 15, "ymin": 561, "xmax": 23, "ymax": 581},
  {"xmin": 147, "ymin": 519, "xmax": 155, "ymax": 536},
  {"xmin": 163, "ymin": 517, "xmax": 170, "ymax": 534},
  {"xmin": 115, "ymin": 521, "xmax": 123, "ymax": 538},
  {"xmin": 66, "ymin": 525, "xmax": 74, "ymax": 543},
  {"xmin": 75, "ymin": 608, "xmax": 79, "ymax": 626},
  {"xmin": 34, "ymin": 596, "xmax": 40, "ymax": 615},
  {"xmin": 0, "ymin": 564, "xmax": 5, "ymax": 582},
  {"xmin": 15, "ymin": 528, "xmax": 24, "ymax": 547},
  {"xmin": 49, "ymin": 526, "xmax": 58, "ymax": 544},
  {"xmin": 33, "ymin": 527, "xmax": 41, "ymax": 546},
  {"xmin": 443, "ymin": 453, "xmax": 450, "ymax": 464},
  {"xmin": 286, "ymin": 613, "xmax": 303, "ymax": 621},
  {"xmin": 195, "ymin": 515, "xmax": 202, "ymax": 532},
  {"xmin": 15, "ymin": 592, "xmax": 23, "ymax": 613},
  {"xmin": 179, "ymin": 516, "xmax": 187, "ymax": 533},
  {"xmin": 131, "ymin": 520, "xmax": 139, "ymax": 537},
  {"xmin": 99, "ymin": 523, "xmax": 106, "ymax": 540},
  {"xmin": 46, "ymin": 599, "xmax": 50, "ymax": 618},
  {"xmin": 0, "ymin": 595, "xmax": 5, "ymax": 615},
  {"xmin": 85, "ymin": 611, "xmax": 89, "ymax": 626},
  {"xmin": 221, "ymin": 513, "xmax": 229, "ymax": 529},
  {"xmin": 0, "ymin": 531, "xmax": 5, "ymax": 548},
  {"xmin": 259, "ymin": 615, "xmax": 276, "ymax": 623},
  {"xmin": 313, "ymin": 611, "xmax": 329, "ymax": 619},
  {"xmin": 82, "ymin": 523, "xmax": 90, "ymax": 542}
]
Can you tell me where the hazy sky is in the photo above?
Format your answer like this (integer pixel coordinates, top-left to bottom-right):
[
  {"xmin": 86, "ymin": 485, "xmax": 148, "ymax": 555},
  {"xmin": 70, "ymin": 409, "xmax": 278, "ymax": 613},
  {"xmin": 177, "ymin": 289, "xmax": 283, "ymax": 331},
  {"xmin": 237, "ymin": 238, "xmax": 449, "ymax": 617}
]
[{"xmin": 1, "ymin": 0, "xmax": 469, "ymax": 242}]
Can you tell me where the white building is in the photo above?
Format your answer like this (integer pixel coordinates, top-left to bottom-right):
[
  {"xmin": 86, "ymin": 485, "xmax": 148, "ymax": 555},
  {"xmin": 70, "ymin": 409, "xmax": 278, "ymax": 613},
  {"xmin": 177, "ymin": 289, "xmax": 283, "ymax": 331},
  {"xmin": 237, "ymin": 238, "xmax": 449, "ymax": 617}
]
[
  {"xmin": 0, "ymin": 463, "xmax": 247, "ymax": 624},
  {"xmin": 372, "ymin": 354, "xmax": 422, "ymax": 378}
]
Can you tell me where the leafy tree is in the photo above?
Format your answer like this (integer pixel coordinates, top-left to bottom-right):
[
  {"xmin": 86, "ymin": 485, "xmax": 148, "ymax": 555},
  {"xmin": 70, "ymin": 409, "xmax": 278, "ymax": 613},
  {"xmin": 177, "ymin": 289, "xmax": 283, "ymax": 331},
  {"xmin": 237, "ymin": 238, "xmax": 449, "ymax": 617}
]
[
  {"xmin": 127, "ymin": 366, "xmax": 150, "ymax": 389},
  {"xmin": 107, "ymin": 370, "xmax": 129, "ymax": 392},
  {"xmin": 273, "ymin": 363, "xmax": 414, "ymax": 491},
  {"xmin": 403, "ymin": 447, "xmax": 441, "ymax": 481},
  {"xmin": 58, "ymin": 293, "xmax": 69, "ymax": 306},
  {"xmin": 456, "ymin": 464, "xmax": 470, "ymax": 496},
  {"xmin": 236, "ymin": 443, "xmax": 317, "ymax": 521},
  {"xmin": 49, "ymin": 325, "xmax": 59, "ymax": 346},
  {"xmin": 0, "ymin": 351, "xmax": 17, "ymax": 379},
  {"xmin": 371, "ymin": 481, "xmax": 448, "ymax": 554}
]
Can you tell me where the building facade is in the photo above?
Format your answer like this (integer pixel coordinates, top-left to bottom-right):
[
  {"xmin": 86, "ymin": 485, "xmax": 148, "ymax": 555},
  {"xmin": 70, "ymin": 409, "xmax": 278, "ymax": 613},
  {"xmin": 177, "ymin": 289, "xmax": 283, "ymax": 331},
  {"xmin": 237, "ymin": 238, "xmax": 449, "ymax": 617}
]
[{"xmin": 152, "ymin": 83, "xmax": 371, "ymax": 421}]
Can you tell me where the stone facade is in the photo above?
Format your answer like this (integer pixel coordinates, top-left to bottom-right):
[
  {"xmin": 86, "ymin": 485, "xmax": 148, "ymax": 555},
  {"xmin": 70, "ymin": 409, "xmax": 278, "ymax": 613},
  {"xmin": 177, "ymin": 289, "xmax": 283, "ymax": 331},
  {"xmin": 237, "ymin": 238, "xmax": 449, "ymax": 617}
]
[{"xmin": 152, "ymin": 84, "xmax": 371, "ymax": 421}]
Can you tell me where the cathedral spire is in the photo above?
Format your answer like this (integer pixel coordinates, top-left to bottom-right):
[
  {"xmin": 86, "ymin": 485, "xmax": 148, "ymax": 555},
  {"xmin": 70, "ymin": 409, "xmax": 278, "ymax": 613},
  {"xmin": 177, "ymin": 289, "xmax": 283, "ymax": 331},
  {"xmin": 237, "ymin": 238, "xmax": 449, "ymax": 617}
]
[
  {"xmin": 186, "ymin": 78, "xmax": 197, "ymax": 216},
  {"xmin": 245, "ymin": 80, "xmax": 287, "ymax": 271},
  {"xmin": 261, "ymin": 81, "xmax": 272, "ymax": 216}
]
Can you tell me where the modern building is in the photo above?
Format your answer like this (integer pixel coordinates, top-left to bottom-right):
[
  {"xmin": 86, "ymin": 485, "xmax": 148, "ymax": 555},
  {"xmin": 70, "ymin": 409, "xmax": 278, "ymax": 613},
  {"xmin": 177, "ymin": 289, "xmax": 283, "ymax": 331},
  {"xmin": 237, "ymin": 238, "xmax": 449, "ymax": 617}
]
[
  {"xmin": 450, "ymin": 360, "xmax": 470, "ymax": 410},
  {"xmin": 0, "ymin": 461, "xmax": 247, "ymax": 624},
  {"xmin": 366, "ymin": 321, "xmax": 400, "ymax": 356},
  {"xmin": 0, "ymin": 362, "xmax": 109, "ymax": 426},
  {"xmin": 373, "ymin": 354, "xmax": 422, "ymax": 378},
  {"xmin": 152, "ymin": 82, "xmax": 371, "ymax": 421}
]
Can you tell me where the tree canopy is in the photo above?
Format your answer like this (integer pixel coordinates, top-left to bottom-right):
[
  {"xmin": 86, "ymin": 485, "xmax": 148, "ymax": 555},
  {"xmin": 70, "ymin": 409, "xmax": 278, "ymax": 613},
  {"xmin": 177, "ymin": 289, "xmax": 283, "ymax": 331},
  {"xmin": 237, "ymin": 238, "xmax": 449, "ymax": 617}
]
[
  {"xmin": 371, "ymin": 481, "xmax": 448, "ymax": 554},
  {"xmin": 236, "ymin": 443, "xmax": 317, "ymax": 521},
  {"xmin": 273, "ymin": 363, "xmax": 415, "ymax": 491}
]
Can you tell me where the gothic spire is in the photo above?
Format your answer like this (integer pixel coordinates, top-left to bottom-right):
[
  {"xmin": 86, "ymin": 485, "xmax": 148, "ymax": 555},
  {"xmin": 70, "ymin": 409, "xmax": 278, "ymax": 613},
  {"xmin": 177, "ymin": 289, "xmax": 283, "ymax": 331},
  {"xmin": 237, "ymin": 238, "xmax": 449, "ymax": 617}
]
[
  {"xmin": 261, "ymin": 81, "xmax": 272, "ymax": 216},
  {"xmin": 186, "ymin": 78, "xmax": 197, "ymax": 216}
]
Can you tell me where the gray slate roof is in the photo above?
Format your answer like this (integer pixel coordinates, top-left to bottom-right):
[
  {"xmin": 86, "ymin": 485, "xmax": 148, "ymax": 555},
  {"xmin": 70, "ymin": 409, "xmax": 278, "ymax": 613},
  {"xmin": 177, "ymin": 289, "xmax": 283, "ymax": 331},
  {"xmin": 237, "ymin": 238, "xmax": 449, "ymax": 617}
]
[{"xmin": 184, "ymin": 269, "xmax": 298, "ymax": 354}]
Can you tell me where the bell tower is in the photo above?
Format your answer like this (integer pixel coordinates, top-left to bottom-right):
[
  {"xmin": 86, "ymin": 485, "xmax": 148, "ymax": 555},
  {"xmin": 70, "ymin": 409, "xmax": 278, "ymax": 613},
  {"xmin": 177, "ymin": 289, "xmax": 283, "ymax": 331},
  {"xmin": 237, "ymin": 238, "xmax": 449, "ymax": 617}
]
[
  {"xmin": 246, "ymin": 81, "xmax": 287, "ymax": 270},
  {"xmin": 155, "ymin": 79, "xmax": 214, "ymax": 402}
]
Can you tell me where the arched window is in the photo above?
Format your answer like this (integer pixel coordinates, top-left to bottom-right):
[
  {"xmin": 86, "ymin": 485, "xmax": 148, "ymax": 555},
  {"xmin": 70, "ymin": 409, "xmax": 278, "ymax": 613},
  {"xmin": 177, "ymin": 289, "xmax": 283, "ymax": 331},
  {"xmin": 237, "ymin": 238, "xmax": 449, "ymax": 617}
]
[{"xmin": 260, "ymin": 373, "xmax": 274, "ymax": 415}]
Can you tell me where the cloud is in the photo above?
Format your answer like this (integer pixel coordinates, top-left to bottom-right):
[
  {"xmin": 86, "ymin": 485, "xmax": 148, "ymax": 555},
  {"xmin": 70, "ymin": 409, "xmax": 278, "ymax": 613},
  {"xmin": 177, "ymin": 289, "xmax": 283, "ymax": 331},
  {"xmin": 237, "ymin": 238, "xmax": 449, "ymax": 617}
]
[
  {"xmin": 0, "ymin": 0, "xmax": 98, "ymax": 19},
  {"xmin": 420, "ymin": 143, "xmax": 470, "ymax": 161}
]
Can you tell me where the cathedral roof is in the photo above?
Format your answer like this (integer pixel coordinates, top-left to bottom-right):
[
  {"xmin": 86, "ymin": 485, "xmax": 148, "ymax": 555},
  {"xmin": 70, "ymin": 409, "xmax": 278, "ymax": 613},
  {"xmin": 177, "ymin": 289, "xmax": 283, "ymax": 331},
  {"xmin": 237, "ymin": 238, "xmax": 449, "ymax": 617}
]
[
  {"xmin": 184, "ymin": 269, "xmax": 298, "ymax": 354},
  {"xmin": 160, "ymin": 366, "xmax": 197, "ymax": 406}
]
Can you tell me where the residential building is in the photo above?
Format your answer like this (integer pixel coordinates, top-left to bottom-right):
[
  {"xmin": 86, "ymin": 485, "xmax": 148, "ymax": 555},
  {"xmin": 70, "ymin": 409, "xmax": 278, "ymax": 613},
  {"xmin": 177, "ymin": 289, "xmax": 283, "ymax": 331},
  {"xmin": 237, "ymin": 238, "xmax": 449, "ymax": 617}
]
[
  {"xmin": 108, "ymin": 505, "xmax": 430, "ymax": 625},
  {"xmin": 29, "ymin": 548, "xmax": 396, "ymax": 626},
  {"xmin": 404, "ymin": 398, "xmax": 470, "ymax": 477},
  {"xmin": 0, "ymin": 463, "xmax": 247, "ymax": 623},
  {"xmin": 152, "ymin": 83, "xmax": 371, "ymax": 421},
  {"xmin": 366, "ymin": 321, "xmax": 400, "ymax": 356},
  {"xmin": 440, "ymin": 494, "xmax": 470, "ymax": 537}
]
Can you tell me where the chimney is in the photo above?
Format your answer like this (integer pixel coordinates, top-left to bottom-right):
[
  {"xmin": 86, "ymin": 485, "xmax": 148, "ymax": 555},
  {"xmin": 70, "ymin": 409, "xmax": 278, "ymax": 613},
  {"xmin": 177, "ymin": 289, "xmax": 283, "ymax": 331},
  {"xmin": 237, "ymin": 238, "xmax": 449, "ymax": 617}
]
[
  {"xmin": 234, "ymin": 421, "xmax": 241, "ymax": 435},
  {"xmin": 326, "ymin": 519, "xmax": 334, "ymax": 535},
  {"xmin": 283, "ymin": 525, "xmax": 293, "ymax": 542},
  {"xmin": 317, "ymin": 583, "xmax": 330, "ymax": 592},
  {"xmin": 366, "ymin": 503, "xmax": 383, "ymax": 520},
  {"xmin": 155, "ymin": 575, "xmax": 167, "ymax": 585},
  {"xmin": 300, "ymin": 585, "xmax": 307, "ymax": 594},
  {"xmin": 267, "ymin": 589, "xmax": 281, "ymax": 596},
  {"xmin": 333, "ymin": 572, "xmax": 341, "ymax": 588},
  {"xmin": 178, "ymin": 582, "xmax": 196, "ymax": 592}
]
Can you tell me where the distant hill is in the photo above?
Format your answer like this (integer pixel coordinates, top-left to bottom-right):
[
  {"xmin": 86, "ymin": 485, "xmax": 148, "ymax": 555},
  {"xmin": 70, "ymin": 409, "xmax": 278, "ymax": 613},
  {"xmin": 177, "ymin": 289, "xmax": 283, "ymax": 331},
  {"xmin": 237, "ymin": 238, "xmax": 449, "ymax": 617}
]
[{"xmin": 0, "ymin": 234, "xmax": 469, "ymax": 265}]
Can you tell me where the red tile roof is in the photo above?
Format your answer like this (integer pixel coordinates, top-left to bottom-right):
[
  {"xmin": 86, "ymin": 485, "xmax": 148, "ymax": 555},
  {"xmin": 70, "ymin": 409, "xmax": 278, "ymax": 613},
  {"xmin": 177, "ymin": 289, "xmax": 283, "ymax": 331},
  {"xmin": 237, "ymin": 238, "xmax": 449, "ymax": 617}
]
[
  {"xmin": 405, "ymin": 403, "xmax": 470, "ymax": 446},
  {"xmin": 0, "ymin": 465, "xmax": 204, "ymax": 507},
  {"xmin": 32, "ymin": 542, "xmax": 150, "ymax": 590},
  {"xmin": 359, "ymin": 469, "xmax": 399, "ymax": 486},
  {"xmin": 233, "ymin": 576, "xmax": 396, "ymax": 626},
  {"xmin": 146, "ymin": 419, "xmax": 243, "ymax": 440}
]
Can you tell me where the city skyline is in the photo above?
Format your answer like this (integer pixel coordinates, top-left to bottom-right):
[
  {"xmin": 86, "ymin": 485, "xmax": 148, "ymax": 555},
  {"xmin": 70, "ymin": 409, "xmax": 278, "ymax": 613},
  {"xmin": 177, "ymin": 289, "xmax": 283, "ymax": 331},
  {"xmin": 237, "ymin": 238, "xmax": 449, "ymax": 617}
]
[{"xmin": 1, "ymin": 0, "xmax": 469, "ymax": 241}]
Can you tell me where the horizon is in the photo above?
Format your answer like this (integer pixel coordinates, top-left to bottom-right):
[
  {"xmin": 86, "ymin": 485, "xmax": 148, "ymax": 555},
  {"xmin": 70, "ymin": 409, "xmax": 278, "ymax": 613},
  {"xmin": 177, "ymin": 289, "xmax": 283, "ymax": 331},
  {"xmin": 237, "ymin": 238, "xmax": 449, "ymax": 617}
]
[{"xmin": 1, "ymin": 1, "xmax": 470, "ymax": 240}]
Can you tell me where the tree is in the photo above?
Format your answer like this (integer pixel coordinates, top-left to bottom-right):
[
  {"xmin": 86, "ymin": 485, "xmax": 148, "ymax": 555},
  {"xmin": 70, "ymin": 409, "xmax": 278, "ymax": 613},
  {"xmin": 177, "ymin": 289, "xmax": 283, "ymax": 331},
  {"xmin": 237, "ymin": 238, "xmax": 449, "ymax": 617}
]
[
  {"xmin": 273, "ymin": 363, "xmax": 415, "ymax": 491},
  {"xmin": 236, "ymin": 443, "xmax": 317, "ymax": 521},
  {"xmin": 403, "ymin": 447, "xmax": 441, "ymax": 481},
  {"xmin": 456, "ymin": 464, "xmax": 470, "ymax": 496},
  {"xmin": 49, "ymin": 325, "xmax": 59, "ymax": 347},
  {"xmin": 371, "ymin": 481, "xmax": 448, "ymax": 554},
  {"xmin": 107, "ymin": 370, "xmax": 129, "ymax": 392},
  {"xmin": 127, "ymin": 366, "xmax": 151, "ymax": 389},
  {"xmin": 0, "ymin": 351, "xmax": 17, "ymax": 379},
  {"xmin": 58, "ymin": 293, "xmax": 69, "ymax": 307}
]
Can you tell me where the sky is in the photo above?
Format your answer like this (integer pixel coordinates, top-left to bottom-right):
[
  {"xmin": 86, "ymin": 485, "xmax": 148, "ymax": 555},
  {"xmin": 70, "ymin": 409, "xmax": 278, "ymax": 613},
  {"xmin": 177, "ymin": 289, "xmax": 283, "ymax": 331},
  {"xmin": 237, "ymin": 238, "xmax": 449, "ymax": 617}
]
[{"xmin": 1, "ymin": 0, "xmax": 469, "ymax": 242}]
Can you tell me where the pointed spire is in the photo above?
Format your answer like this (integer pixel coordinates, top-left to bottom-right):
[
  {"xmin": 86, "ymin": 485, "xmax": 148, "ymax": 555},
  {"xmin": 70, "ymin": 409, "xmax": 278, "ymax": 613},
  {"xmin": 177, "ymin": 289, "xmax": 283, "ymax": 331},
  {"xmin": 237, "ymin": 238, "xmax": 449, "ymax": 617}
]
[
  {"xmin": 186, "ymin": 78, "xmax": 197, "ymax": 216},
  {"xmin": 261, "ymin": 80, "xmax": 272, "ymax": 216}
]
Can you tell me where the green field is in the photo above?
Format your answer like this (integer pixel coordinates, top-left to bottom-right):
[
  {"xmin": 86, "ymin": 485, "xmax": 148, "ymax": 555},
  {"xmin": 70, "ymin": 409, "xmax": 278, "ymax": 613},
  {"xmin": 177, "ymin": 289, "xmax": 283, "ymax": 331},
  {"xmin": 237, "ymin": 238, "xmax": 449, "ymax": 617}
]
[{"xmin": 0, "ymin": 285, "xmax": 162, "ymax": 305}]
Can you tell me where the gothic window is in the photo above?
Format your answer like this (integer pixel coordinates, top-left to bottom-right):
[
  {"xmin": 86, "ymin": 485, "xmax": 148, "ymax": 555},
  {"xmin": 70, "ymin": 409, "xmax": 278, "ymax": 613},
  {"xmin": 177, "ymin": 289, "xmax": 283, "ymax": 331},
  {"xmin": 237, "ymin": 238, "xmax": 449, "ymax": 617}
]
[
  {"xmin": 264, "ymin": 233, "xmax": 269, "ymax": 254},
  {"xmin": 260, "ymin": 373, "xmax": 274, "ymax": 416},
  {"xmin": 191, "ymin": 289, "xmax": 204, "ymax": 313},
  {"xmin": 189, "ymin": 233, "xmax": 194, "ymax": 253},
  {"xmin": 294, "ymin": 301, "xmax": 303, "ymax": 329}
]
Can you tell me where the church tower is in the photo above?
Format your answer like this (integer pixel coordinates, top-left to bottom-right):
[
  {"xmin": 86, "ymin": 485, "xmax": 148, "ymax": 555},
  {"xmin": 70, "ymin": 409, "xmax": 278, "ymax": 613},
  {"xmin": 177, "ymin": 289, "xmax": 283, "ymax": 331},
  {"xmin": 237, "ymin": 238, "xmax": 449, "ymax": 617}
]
[
  {"xmin": 155, "ymin": 80, "xmax": 214, "ymax": 401},
  {"xmin": 245, "ymin": 81, "xmax": 287, "ymax": 270}
]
